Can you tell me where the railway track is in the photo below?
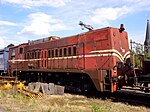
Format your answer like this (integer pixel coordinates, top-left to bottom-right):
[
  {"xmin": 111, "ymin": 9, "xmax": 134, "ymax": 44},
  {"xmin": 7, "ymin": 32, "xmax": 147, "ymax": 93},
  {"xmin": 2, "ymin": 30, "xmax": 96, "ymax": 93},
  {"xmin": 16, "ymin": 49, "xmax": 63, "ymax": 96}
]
[
  {"xmin": 111, "ymin": 90, "xmax": 150, "ymax": 107},
  {"xmin": 85, "ymin": 89, "xmax": 150, "ymax": 108}
]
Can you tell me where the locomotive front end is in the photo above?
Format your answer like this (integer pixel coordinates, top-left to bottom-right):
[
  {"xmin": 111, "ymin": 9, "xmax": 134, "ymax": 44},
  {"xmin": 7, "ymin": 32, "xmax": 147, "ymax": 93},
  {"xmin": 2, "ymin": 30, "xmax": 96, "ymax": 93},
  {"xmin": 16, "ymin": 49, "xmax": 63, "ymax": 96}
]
[
  {"xmin": 110, "ymin": 25, "xmax": 132, "ymax": 91},
  {"xmin": 111, "ymin": 25, "xmax": 137, "ymax": 90}
]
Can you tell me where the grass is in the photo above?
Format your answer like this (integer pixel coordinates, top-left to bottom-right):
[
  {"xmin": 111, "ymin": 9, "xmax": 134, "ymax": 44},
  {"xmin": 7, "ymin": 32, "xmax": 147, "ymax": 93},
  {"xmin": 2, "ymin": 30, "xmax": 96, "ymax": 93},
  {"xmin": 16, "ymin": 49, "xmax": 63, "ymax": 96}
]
[{"xmin": 0, "ymin": 90, "xmax": 149, "ymax": 112}]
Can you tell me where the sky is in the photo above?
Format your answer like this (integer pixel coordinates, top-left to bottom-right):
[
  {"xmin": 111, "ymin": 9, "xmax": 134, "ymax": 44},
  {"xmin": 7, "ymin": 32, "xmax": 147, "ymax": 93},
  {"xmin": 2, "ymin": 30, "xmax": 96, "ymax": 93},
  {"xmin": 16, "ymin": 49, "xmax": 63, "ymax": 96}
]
[{"xmin": 0, "ymin": 0, "xmax": 150, "ymax": 49}]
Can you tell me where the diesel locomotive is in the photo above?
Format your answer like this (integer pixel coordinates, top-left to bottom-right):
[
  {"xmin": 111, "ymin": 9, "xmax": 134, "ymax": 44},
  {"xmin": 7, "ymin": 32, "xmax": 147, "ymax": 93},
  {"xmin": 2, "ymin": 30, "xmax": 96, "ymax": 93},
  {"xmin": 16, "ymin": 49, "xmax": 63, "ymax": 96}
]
[{"xmin": 7, "ymin": 24, "xmax": 131, "ymax": 93}]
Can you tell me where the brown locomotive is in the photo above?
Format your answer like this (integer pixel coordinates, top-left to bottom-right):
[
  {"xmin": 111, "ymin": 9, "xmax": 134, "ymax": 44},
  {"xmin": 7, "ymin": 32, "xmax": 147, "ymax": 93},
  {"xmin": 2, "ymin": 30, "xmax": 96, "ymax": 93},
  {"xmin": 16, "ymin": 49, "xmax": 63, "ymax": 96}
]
[{"xmin": 8, "ymin": 25, "xmax": 130, "ymax": 93}]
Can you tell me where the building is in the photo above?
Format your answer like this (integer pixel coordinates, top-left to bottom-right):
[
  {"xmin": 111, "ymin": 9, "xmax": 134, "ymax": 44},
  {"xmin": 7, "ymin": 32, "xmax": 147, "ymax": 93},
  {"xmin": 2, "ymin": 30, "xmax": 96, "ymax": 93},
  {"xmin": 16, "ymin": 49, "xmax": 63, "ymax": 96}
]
[
  {"xmin": 144, "ymin": 20, "xmax": 150, "ymax": 58},
  {"xmin": 143, "ymin": 20, "xmax": 150, "ymax": 74}
]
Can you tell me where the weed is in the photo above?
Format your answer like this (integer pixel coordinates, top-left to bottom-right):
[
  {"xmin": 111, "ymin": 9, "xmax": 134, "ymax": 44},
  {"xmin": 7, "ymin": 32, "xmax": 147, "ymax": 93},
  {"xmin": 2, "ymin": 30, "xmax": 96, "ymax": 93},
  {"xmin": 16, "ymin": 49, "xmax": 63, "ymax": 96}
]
[
  {"xmin": 47, "ymin": 107, "xmax": 52, "ymax": 112},
  {"xmin": 92, "ymin": 104, "xmax": 105, "ymax": 112}
]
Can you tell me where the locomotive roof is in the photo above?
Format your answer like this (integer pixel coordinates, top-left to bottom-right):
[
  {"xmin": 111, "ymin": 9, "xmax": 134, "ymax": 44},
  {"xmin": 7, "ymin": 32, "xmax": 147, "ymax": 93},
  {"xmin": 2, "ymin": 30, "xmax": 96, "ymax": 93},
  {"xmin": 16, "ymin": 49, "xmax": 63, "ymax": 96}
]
[
  {"xmin": 63, "ymin": 27, "xmax": 113, "ymax": 38},
  {"xmin": 9, "ymin": 43, "xmax": 28, "ymax": 49},
  {"xmin": 28, "ymin": 27, "xmax": 115, "ymax": 45}
]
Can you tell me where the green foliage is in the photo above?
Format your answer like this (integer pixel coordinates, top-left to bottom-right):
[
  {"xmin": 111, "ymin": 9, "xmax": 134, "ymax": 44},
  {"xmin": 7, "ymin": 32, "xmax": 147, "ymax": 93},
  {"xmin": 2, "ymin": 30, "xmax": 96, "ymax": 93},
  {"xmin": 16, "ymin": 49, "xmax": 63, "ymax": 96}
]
[
  {"xmin": 144, "ymin": 52, "xmax": 150, "ymax": 61},
  {"xmin": 92, "ymin": 104, "xmax": 105, "ymax": 112},
  {"xmin": 0, "ymin": 90, "xmax": 7, "ymax": 98},
  {"xmin": 134, "ymin": 55, "xmax": 142, "ymax": 67}
]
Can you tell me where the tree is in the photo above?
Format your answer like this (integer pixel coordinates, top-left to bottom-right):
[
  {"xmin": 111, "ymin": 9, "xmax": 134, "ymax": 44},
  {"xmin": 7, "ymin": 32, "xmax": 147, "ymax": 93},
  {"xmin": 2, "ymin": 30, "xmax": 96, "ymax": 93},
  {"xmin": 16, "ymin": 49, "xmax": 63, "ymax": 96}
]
[
  {"xmin": 7, "ymin": 44, "xmax": 14, "ymax": 48},
  {"xmin": 130, "ymin": 41, "xmax": 144, "ymax": 67}
]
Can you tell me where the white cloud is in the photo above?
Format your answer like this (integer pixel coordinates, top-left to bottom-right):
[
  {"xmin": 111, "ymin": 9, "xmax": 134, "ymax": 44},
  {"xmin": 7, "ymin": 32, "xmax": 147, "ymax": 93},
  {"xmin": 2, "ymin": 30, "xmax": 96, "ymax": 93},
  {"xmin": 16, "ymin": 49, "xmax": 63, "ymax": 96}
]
[
  {"xmin": 0, "ymin": 20, "xmax": 17, "ymax": 26},
  {"xmin": 3, "ymin": 0, "xmax": 71, "ymax": 8},
  {"xmin": 0, "ymin": 30, "xmax": 8, "ymax": 35},
  {"xmin": 18, "ymin": 12, "xmax": 67, "ymax": 35},
  {"xmin": 91, "ymin": 6, "xmax": 132, "ymax": 26},
  {"xmin": 123, "ymin": 0, "xmax": 147, "ymax": 3},
  {"xmin": 1, "ymin": 0, "xmax": 150, "ymax": 46},
  {"xmin": 70, "ymin": 0, "xmax": 150, "ymax": 27},
  {"xmin": 0, "ymin": 35, "xmax": 26, "ymax": 48},
  {"xmin": 122, "ymin": 0, "xmax": 150, "ymax": 11},
  {"xmin": 0, "ymin": 36, "xmax": 14, "ymax": 49},
  {"xmin": 0, "ymin": 37, "xmax": 5, "ymax": 49}
]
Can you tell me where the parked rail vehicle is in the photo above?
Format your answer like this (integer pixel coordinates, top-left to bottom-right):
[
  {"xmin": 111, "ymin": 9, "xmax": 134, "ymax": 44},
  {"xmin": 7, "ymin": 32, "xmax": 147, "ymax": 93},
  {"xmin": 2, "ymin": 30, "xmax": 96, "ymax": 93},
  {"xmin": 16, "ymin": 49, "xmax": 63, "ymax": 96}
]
[
  {"xmin": 0, "ymin": 47, "xmax": 9, "ymax": 75},
  {"xmin": 8, "ymin": 25, "xmax": 132, "ymax": 93}
]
